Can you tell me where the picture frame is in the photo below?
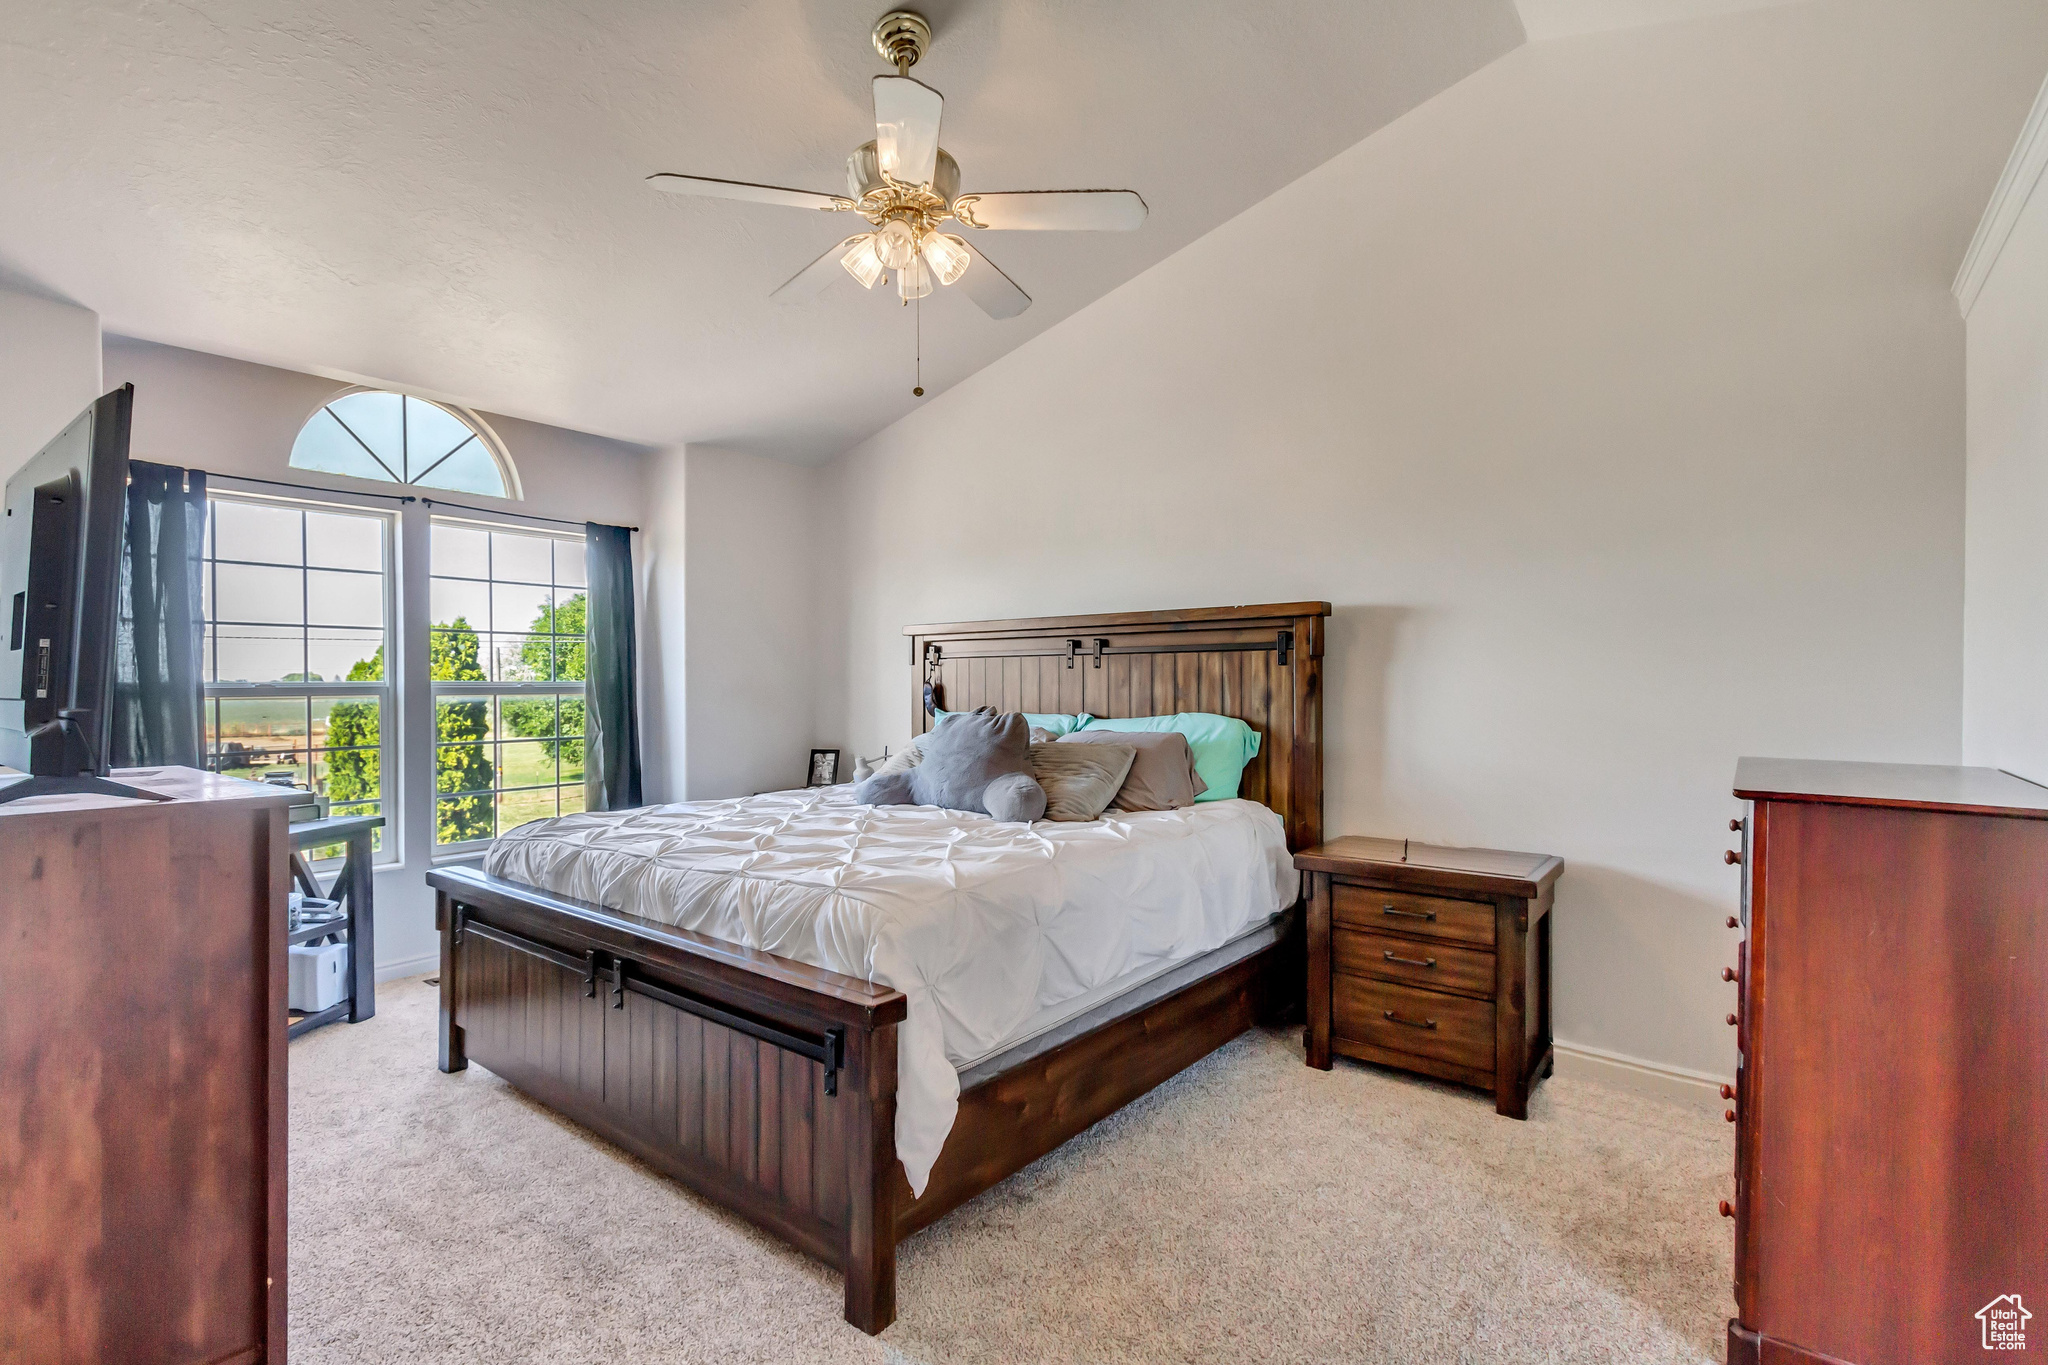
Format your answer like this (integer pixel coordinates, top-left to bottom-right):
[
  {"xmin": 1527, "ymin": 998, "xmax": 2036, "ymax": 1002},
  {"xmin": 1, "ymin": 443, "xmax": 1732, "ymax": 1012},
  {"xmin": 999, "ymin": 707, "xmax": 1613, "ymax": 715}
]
[{"xmin": 806, "ymin": 748, "xmax": 841, "ymax": 787}]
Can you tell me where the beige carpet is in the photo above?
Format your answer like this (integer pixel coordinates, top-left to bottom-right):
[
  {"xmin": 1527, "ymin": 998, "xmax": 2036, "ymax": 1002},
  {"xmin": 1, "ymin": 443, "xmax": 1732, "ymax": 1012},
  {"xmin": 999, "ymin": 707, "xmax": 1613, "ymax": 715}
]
[{"xmin": 290, "ymin": 976, "xmax": 1730, "ymax": 1364}]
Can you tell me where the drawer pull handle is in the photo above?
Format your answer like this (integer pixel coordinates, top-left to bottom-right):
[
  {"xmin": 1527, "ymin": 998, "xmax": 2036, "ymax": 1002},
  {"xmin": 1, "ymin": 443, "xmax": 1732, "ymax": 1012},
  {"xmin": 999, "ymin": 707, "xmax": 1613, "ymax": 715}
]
[
  {"xmin": 1381, "ymin": 905, "xmax": 1437, "ymax": 922},
  {"xmin": 1382, "ymin": 949, "xmax": 1437, "ymax": 969},
  {"xmin": 1382, "ymin": 1009, "xmax": 1438, "ymax": 1030}
]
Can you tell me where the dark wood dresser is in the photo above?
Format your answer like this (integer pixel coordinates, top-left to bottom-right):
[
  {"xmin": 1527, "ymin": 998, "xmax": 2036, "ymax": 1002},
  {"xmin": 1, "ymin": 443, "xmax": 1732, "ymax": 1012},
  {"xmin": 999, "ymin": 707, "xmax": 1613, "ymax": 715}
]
[
  {"xmin": 0, "ymin": 766, "xmax": 290, "ymax": 1365},
  {"xmin": 1297, "ymin": 837, "xmax": 1562, "ymax": 1118},
  {"xmin": 1725, "ymin": 759, "xmax": 2048, "ymax": 1365}
]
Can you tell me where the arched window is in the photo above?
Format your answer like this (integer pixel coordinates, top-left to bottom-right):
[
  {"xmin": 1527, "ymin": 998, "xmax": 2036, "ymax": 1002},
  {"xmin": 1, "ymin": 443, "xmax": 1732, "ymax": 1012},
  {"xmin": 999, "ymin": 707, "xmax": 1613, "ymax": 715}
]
[{"xmin": 289, "ymin": 390, "xmax": 518, "ymax": 498}]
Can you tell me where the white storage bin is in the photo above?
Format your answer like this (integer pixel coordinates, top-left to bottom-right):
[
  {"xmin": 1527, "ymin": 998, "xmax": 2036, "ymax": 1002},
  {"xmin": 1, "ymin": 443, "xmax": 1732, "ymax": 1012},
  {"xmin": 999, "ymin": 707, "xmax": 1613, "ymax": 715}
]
[{"xmin": 288, "ymin": 941, "xmax": 349, "ymax": 1014}]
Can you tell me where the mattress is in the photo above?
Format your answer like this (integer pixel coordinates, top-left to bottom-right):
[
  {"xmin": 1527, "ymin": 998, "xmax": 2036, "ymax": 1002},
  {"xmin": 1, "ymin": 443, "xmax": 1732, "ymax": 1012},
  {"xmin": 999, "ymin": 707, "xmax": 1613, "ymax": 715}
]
[{"xmin": 482, "ymin": 785, "xmax": 1298, "ymax": 1195}]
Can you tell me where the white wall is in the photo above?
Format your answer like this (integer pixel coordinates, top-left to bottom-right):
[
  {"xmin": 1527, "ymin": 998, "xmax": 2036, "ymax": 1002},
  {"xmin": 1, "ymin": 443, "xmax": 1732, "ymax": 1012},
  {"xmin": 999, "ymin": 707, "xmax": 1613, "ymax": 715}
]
[
  {"xmin": 101, "ymin": 337, "xmax": 652, "ymax": 978},
  {"xmin": 1960, "ymin": 77, "xmax": 2048, "ymax": 787},
  {"xmin": 638, "ymin": 443, "xmax": 823, "ymax": 803},
  {"xmin": 815, "ymin": 0, "xmax": 2048, "ymax": 1084},
  {"xmin": 0, "ymin": 287, "xmax": 102, "ymax": 479}
]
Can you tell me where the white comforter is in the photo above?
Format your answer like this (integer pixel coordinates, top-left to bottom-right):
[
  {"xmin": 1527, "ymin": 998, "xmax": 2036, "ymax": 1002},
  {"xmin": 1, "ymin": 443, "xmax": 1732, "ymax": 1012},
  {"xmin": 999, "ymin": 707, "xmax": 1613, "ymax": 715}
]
[{"xmin": 483, "ymin": 786, "xmax": 1296, "ymax": 1194}]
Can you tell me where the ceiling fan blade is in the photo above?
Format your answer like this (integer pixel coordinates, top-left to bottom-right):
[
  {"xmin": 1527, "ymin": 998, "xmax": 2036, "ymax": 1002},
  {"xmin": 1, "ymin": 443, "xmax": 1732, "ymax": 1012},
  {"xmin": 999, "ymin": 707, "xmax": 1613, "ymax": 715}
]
[
  {"xmin": 873, "ymin": 75, "xmax": 943, "ymax": 188},
  {"xmin": 952, "ymin": 190, "xmax": 1147, "ymax": 231},
  {"xmin": 955, "ymin": 240, "xmax": 1031, "ymax": 319},
  {"xmin": 771, "ymin": 236, "xmax": 870, "ymax": 301},
  {"xmin": 646, "ymin": 173, "xmax": 849, "ymax": 212}
]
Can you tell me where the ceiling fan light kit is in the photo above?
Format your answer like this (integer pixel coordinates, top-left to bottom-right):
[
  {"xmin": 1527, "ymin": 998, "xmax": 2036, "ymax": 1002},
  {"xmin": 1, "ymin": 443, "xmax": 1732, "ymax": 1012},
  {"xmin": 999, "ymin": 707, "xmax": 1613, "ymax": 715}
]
[{"xmin": 647, "ymin": 9, "xmax": 1147, "ymax": 388}]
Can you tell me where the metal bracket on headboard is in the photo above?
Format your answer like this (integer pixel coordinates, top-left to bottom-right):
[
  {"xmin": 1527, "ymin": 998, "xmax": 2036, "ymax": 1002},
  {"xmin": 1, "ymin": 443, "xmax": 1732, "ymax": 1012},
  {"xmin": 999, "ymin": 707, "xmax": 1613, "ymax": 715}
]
[
  {"xmin": 1065, "ymin": 638, "xmax": 1083, "ymax": 669},
  {"xmin": 1276, "ymin": 630, "xmax": 1294, "ymax": 666},
  {"xmin": 1093, "ymin": 638, "xmax": 1109, "ymax": 668}
]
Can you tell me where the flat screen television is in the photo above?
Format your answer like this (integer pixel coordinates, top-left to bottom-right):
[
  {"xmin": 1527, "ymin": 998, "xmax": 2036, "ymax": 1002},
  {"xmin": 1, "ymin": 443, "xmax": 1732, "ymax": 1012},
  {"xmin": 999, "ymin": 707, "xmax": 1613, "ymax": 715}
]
[{"xmin": 0, "ymin": 384, "xmax": 168, "ymax": 804}]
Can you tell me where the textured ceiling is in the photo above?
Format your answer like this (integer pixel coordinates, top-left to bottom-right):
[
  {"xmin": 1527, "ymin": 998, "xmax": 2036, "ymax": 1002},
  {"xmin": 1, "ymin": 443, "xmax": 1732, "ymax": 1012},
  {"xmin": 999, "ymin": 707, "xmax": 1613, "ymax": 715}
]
[{"xmin": 1, "ymin": 1, "xmax": 1524, "ymax": 462}]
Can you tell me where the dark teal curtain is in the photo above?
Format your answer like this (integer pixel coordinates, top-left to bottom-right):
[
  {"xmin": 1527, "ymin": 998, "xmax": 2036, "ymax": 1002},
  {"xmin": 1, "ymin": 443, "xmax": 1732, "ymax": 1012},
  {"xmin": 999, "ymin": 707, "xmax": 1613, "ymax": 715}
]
[
  {"xmin": 584, "ymin": 522, "xmax": 642, "ymax": 811},
  {"xmin": 111, "ymin": 462, "xmax": 206, "ymax": 769}
]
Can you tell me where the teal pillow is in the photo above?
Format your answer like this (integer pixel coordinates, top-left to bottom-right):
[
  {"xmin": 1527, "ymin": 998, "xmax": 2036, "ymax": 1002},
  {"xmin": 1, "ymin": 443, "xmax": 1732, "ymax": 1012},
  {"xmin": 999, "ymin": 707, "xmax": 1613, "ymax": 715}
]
[
  {"xmin": 1076, "ymin": 713, "xmax": 1260, "ymax": 801},
  {"xmin": 933, "ymin": 709, "xmax": 1090, "ymax": 736}
]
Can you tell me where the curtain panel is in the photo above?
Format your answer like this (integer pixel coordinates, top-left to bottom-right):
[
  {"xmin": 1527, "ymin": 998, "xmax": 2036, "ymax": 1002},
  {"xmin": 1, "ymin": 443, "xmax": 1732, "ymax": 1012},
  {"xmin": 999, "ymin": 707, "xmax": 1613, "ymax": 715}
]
[
  {"xmin": 110, "ymin": 462, "xmax": 207, "ymax": 769},
  {"xmin": 584, "ymin": 522, "xmax": 642, "ymax": 811}
]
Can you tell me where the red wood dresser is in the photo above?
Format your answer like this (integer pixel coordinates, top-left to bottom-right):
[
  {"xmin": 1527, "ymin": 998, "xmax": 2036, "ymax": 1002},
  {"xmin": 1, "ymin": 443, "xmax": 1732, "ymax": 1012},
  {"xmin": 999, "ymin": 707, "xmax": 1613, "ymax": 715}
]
[
  {"xmin": 0, "ymin": 767, "xmax": 290, "ymax": 1365},
  {"xmin": 1725, "ymin": 759, "xmax": 2048, "ymax": 1365}
]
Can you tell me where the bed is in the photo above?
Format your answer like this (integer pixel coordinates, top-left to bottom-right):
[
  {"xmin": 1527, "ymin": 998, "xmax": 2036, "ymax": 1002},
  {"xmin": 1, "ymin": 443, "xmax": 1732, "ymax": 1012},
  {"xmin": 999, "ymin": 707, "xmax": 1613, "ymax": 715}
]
[{"xmin": 426, "ymin": 602, "xmax": 1329, "ymax": 1333}]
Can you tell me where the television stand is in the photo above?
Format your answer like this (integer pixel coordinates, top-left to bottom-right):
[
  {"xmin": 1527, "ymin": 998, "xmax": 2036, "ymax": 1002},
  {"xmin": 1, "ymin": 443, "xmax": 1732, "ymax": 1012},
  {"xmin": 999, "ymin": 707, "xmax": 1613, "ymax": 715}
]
[
  {"xmin": 0, "ymin": 712, "xmax": 172, "ymax": 806},
  {"xmin": 0, "ymin": 773, "xmax": 177, "ymax": 806}
]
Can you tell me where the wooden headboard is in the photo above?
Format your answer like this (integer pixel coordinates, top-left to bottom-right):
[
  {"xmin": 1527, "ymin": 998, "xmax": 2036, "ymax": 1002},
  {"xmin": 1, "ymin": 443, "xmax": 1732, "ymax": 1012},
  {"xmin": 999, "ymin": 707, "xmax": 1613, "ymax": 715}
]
[{"xmin": 904, "ymin": 602, "xmax": 1331, "ymax": 851}]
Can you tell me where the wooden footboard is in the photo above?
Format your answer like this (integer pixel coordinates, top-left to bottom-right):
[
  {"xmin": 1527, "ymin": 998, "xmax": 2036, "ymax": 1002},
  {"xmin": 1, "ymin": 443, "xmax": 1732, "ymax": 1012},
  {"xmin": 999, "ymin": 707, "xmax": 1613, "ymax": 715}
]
[
  {"xmin": 430, "ymin": 866, "xmax": 1301, "ymax": 1335},
  {"xmin": 430, "ymin": 867, "xmax": 907, "ymax": 1332}
]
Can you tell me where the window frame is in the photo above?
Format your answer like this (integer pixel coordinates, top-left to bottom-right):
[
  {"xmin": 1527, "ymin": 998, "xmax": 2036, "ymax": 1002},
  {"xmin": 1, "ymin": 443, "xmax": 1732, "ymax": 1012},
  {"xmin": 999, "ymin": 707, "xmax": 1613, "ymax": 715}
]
[
  {"xmin": 201, "ymin": 486, "xmax": 401, "ymax": 868},
  {"xmin": 427, "ymin": 515, "xmax": 589, "ymax": 860}
]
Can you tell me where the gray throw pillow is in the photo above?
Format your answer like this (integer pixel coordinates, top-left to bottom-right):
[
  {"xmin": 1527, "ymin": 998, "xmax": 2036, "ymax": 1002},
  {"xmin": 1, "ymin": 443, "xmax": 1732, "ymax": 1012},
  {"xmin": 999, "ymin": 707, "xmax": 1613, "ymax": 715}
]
[
  {"xmin": 1056, "ymin": 730, "xmax": 1207, "ymax": 811},
  {"xmin": 1029, "ymin": 743, "xmax": 1136, "ymax": 821},
  {"xmin": 983, "ymin": 771, "xmax": 1048, "ymax": 823},
  {"xmin": 852, "ymin": 769, "xmax": 916, "ymax": 806},
  {"xmin": 908, "ymin": 708, "xmax": 1034, "ymax": 815}
]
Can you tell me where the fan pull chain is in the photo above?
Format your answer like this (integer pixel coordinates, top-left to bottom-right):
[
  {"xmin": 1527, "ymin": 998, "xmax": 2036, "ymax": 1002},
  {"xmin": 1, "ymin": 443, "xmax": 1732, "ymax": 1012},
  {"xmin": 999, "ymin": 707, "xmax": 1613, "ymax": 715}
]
[{"xmin": 913, "ymin": 287, "xmax": 924, "ymax": 397}]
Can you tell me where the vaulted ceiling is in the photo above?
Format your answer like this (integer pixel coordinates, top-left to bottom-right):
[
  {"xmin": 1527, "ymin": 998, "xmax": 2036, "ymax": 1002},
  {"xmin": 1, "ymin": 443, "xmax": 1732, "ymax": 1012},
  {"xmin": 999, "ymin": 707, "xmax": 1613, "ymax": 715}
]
[{"xmin": 2, "ymin": 1, "xmax": 1528, "ymax": 462}]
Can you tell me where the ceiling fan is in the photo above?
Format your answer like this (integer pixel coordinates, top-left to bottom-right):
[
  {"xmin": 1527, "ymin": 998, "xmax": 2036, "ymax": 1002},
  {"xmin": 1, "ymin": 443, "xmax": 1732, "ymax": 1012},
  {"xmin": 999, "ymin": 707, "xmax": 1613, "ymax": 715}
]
[{"xmin": 647, "ymin": 9, "xmax": 1147, "ymax": 323}]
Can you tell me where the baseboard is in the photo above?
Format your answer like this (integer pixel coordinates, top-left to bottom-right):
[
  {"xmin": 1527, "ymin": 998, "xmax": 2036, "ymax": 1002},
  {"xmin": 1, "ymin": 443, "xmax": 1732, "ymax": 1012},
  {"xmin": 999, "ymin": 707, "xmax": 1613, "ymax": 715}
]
[
  {"xmin": 1552, "ymin": 1039, "xmax": 1730, "ymax": 1111},
  {"xmin": 375, "ymin": 953, "xmax": 438, "ymax": 985}
]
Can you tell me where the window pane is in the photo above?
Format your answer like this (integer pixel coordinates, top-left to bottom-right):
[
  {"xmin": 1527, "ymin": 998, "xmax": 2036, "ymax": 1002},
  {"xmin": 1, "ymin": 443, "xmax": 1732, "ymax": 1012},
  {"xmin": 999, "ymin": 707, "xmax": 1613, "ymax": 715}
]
[
  {"xmin": 490, "ymin": 633, "xmax": 546, "ymax": 682},
  {"xmin": 559, "ymin": 736, "xmax": 585, "ymax": 786},
  {"xmin": 436, "ymin": 698, "xmax": 493, "ymax": 781},
  {"xmin": 290, "ymin": 408, "xmax": 397, "ymax": 483},
  {"xmin": 551, "ymin": 626, "xmax": 584, "ymax": 682},
  {"xmin": 436, "ymin": 794, "xmax": 494, "ymax": 845},
  {"xmin": 215, "ymin": 563, "xmax": 304, "ymax": 625},
  {"xmin": 497, "ymin": 785, "xmax": 557, "ymax": 833},
  {"xmin": 559, "ymin": 696, "xmax": 585, "ymax": 738},
  {"xmin": 405, "ymin": 398, "xmax": 480, "ymax": 478},
  {"xmin": 202, "ymin": 698, "xmax": 218, "ymax": 747},
  {"xmin": 491, "ymin": 532, "xmax": 552, "ymax": 585},
  {"xmin": 492, "ymin": 581, "xmax": 551, "ymax": 638},
  {"xmin": 315, "ymin": 744, "xmax": 381, "ymax": 808},
  {"xmin": 430, "ymin": 628, "xmax": 486, "ymax": 682},
  {"xmin": 305, "ymin": 511, "xmax": 383, "ymax": 572},
  {"xmin": 325, "ymin": 392, "xmax": 406, "ymax": 474},
  {"xmin": 432, "ymin": 523, "xmax": 489, "ymax": 578},
  {"xmin": 218, "ymin": 696, "xmax": 308, "ymax": 743},
  {"xmin": 215, "ymin": 625, "xmax": 305, "ymax": 684},
  {"xmin": 312, "ymin": 628, "xmax": 385, "ymax": 683},
  {"xmin": 498, "ymin": 694, "xmax": 556, "ymax": 741},
  {"xmin": 498, "ymin": 740, "xmax": 555, "ymax": 791},
  {"xmin": 558, "ymin": 783, "xmax": 586, "ymax": 817},
  {"xmin": 414, "ymin": 438, "xmax": 506, "ymax": 497},
  {"xmin": 307, "ymin": 569, "xmax": 382, "ymax": 629},
  {"xmin": 312, "ymin": 696, "xmax": 382, "ymax": 755},
  {"xmin": 430, "ymin": 577, "xmax": 489, "ymax": 632},
  {"xmin": 212, "ymin": 500, "xmax": 302, "ymax": 566},
  {"xmin": 437, "ymin": 745, "xmax": 491, "ymax": 798},
  {"xmin": 555, "ymin": 541, "xmax": 586, "ymax": 589}
]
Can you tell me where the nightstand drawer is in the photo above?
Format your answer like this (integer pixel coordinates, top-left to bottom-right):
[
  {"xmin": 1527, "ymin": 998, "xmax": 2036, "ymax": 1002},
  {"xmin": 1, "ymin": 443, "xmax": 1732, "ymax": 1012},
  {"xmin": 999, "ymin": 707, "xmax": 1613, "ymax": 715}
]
[
  {"xmin": 1332, "ymin": 975, "xmax": 1495, "ymax": 1072},
  {"xmin": 1331, "ymin": 883, "xmax": 1496, "ymax": 947},
  {"xmin": 1333, "ymin": 927, "xmax": 1495, "ymax": 998}
]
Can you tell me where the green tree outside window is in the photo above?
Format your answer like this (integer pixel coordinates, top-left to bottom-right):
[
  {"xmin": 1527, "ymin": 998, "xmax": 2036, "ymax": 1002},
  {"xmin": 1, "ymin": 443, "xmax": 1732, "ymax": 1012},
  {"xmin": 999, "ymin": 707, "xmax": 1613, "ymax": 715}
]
[
  {"xmin": 433, "ymin": 618, "xmax": 495, "ymax": 843},
  {"xmin": 502, "ymin": 592, "xmax": 585, "ymax": 766}
]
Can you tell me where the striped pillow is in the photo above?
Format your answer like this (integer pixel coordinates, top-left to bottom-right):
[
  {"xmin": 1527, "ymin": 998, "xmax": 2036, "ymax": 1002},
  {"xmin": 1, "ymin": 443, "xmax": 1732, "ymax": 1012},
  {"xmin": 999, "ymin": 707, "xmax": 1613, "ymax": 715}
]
[{"xmin": 1028, "ymin": 742, "xmax": 1136, "ymax": 822}]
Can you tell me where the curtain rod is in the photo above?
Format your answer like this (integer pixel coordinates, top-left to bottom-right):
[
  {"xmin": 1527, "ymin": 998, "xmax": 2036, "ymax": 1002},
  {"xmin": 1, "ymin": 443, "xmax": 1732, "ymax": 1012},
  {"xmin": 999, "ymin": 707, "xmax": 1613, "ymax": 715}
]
[{"xmin": 200, "ymin": 472, "xmax": 639, "ymax": 532}]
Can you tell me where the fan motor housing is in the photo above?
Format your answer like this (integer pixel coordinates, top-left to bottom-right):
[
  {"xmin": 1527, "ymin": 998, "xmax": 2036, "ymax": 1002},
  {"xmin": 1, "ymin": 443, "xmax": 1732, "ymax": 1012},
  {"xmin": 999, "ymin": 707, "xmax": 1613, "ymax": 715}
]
[{"xmin": 847, "ymin": 141, "xmax": 959, "ymax": 205}]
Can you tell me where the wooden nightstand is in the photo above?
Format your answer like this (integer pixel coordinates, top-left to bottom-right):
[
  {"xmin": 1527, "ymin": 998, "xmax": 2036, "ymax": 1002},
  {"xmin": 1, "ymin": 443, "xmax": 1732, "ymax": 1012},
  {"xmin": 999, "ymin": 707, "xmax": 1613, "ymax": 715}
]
[{"xmin": 1296, "ymin": 836, "xmax": 1562, "ymax": 1118}]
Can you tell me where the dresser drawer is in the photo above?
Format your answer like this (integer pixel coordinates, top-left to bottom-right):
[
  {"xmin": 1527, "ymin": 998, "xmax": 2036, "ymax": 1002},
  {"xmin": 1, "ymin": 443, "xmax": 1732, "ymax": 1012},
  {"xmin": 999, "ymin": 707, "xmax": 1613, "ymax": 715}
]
[
  {"xmin": 1331, "ymin": 883, "xmax": 1496, "ymax": 947},
  {"xmin": 1333, "ymin": 927, "xmax": 1495, "ymax": 999},
  {"xmin": 1332, "ymin": 975, "xmax": 1495, "ymax": 1072}
]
